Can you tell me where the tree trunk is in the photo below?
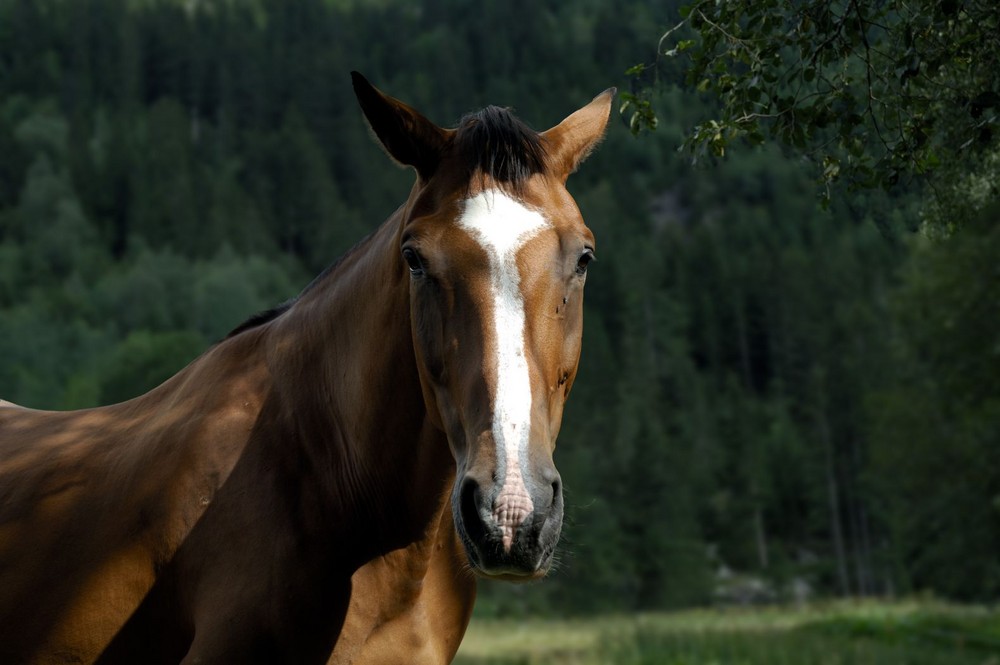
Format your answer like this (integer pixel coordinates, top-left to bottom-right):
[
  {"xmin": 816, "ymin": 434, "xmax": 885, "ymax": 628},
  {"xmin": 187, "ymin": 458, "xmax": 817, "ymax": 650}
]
[
  {"xmin": 753, "ymin": 501, "xmax": 769, "ymax": 569},
  {"xmin": 815, "ymin": 372, "xmax": 850, "ymax": 596}
]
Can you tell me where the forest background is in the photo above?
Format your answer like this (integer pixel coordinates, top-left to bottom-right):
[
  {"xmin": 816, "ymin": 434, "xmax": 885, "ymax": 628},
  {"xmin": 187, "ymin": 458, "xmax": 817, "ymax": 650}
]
[{"xmin": 0, "ymin": 0, "xmax": 997, "ymax": 616}]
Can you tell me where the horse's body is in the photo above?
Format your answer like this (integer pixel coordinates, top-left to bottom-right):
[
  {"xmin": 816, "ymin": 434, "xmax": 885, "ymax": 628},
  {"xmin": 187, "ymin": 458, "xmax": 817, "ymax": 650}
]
[{"xmin": 0, "ymin": 74, "xmax": 612, "ymax": 664}]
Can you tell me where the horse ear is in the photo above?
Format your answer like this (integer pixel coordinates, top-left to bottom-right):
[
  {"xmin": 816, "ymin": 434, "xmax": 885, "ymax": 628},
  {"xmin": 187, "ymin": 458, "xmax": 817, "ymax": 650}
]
[
  {"xmin": 542, "ymin": 88, "xmax": 616, "ymax": 180},
  {"xmin": 351, "ymin": 72, "xmax": 449, "ymax": 180}
]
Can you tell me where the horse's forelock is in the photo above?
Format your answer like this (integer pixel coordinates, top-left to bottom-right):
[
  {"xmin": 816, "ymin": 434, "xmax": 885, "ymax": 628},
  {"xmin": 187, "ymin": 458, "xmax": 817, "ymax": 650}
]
[{"xmin": 455, "ymin": 107, "xmax": 546, "ymax": 194}]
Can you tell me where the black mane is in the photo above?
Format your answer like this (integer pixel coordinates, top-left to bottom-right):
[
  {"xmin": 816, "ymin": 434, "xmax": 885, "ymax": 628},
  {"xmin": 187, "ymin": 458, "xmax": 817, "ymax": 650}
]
[
  {"xmin": 223, "ymin": 227, "xmax": 379, "ymax": 339},
  {"xmin": 225, "ymin": 299, "xmax": 294, "ymax": 339},
  {"xmin": 454, "ymin": 106, "xmax": 546, "ymax": 192}
]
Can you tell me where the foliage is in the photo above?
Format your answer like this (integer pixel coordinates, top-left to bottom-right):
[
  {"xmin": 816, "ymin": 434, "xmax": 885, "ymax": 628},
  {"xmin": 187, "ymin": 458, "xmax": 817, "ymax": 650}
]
[
  {"xmin": 629, "ymin": 0, "xmax": 1000, "ymax": 209},
  {"xmin": 867, "ymin": 206, "xmax": 1000, "ymax": 600}
]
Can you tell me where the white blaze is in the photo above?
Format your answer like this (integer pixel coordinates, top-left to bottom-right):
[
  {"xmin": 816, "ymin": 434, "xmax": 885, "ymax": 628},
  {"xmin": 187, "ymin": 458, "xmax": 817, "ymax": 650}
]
[{"xmin": 458, "ymin": 190, "xmax": 548, "ymax": 551}]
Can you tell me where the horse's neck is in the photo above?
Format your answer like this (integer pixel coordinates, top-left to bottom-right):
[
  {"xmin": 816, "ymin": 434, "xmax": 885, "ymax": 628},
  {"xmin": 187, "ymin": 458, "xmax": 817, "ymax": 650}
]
[{"xmin": 262, "ymin": 209, "xmax": 454, "ymax": 546}]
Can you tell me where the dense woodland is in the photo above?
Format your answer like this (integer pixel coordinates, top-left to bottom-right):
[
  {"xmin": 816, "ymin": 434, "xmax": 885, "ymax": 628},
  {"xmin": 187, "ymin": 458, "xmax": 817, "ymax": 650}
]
[{"xmin": 0, "ymin": 0, "xmax": 997, "ymax": 615}]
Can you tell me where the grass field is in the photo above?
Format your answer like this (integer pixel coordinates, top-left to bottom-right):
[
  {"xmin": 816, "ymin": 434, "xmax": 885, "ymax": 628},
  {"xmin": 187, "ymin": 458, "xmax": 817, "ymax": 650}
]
[{"xmin": 454, "ymin": 600, "xmax": 1000, "ymax": 664}]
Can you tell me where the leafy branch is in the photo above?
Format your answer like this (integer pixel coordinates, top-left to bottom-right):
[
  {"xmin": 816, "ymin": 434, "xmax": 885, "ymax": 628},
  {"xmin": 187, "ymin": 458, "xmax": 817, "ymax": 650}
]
[{"xmin": 626, "ymin": 0, "xmax": 1000, "ymax": 209}]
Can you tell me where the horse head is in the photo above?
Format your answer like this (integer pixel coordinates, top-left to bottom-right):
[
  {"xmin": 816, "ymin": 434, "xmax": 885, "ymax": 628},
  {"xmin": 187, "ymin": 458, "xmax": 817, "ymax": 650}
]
[{"xmin": 352, "ymin": 73, "xmax": 612, "ymax": 580}]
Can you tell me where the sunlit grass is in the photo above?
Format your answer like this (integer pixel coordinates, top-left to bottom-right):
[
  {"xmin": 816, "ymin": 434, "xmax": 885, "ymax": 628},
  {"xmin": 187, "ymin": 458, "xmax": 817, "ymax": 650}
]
[{"xmin": 454, "ymin": 600, "xmax": 1000, "ymax": 665}]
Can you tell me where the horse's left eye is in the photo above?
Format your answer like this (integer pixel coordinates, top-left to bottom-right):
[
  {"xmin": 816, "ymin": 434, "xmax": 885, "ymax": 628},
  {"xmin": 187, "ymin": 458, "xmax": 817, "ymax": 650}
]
[
  {"xmin": 402, "ymin": 247, "xmax": 425, "ymax": 276},
  {"xmin": 576, "ymin": 249, "xmax": 595, "ymax": 276}
]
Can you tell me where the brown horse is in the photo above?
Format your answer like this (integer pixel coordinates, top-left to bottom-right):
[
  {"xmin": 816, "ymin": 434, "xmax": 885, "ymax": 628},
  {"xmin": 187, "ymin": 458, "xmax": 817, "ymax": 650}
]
[{"xmin": 0, "ymin": 73, "xmax": 613, "ymax": 664}]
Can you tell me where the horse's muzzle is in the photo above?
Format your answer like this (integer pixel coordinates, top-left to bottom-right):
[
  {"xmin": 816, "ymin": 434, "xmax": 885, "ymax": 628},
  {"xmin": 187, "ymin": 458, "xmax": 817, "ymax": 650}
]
[{"xmin": 453, "ymin": 470, "xmax": 563, "ymax": 580}]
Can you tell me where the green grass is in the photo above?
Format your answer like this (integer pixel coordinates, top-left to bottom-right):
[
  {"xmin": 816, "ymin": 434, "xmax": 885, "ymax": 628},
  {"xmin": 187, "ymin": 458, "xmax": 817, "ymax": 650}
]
[{"xmin": 453, "ymin": 600, "xmax": 1000, "ymax": 665}]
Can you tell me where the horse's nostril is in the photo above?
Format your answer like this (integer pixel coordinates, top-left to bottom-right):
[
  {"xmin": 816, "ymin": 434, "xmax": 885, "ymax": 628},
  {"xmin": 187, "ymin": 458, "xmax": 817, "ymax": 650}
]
[
  {"xmin": 536, "ymin": 468, "xmax": 562, "ymax": 511},
  {"xmin": 459, "ymin": 476, "xmax": 485, "ymax": 536}
]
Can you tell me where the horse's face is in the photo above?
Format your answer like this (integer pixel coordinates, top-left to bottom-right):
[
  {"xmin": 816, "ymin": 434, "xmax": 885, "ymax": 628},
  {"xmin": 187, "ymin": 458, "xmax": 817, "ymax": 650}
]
[
  {"xmin": 402, "ymin": 181, "xmax": 594, "ymax": 578},
  {"xmin": 353, "ymin": 74, "xmax": 612, "ymax": 579}
]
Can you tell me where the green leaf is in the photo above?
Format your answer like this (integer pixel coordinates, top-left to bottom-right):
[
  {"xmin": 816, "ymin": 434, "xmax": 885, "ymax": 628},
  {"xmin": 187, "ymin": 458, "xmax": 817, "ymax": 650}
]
[{"xmin": 822, "ymin": 157, "xmax": 840, "ymax": 183}]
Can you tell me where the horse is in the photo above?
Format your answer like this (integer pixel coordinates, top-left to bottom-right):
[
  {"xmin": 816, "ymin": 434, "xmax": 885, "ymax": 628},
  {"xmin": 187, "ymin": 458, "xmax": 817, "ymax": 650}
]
[{"xmin": 0, "ymin": 73, "xmax": 613, "ymax": 664}]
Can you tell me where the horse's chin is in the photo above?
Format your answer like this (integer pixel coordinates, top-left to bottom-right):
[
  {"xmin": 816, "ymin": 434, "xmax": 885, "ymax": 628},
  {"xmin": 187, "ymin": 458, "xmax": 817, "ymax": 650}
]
[
  {"xmin": 465, "ymin": 553, "xmax": 554, "ymax": 583},
  {"xmin": 454, "ymin": 517, "xmax": 556, "ymax": 582},
  {"xmin": 474, "ymin": 568, "xmax": 549, "ymax": 583}
]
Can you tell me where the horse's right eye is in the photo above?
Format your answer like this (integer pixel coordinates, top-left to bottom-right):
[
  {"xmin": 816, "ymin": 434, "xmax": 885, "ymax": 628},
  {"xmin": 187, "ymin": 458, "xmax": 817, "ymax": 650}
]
[{"xmin": 402, "ymin": 247, "xmax": 425, "ymax": 276}]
